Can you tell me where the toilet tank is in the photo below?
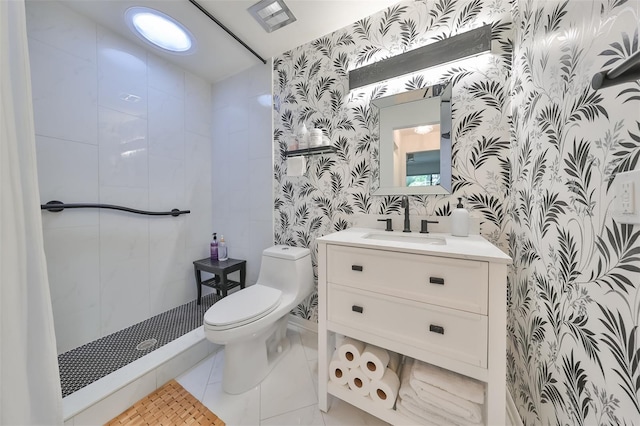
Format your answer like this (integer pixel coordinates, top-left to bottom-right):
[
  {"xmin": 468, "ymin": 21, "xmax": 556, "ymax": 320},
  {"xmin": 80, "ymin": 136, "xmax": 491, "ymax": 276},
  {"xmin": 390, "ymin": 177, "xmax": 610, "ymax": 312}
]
[{"xmin": 257, "ymin": 245, "xmax": 313, "ymax": 302}]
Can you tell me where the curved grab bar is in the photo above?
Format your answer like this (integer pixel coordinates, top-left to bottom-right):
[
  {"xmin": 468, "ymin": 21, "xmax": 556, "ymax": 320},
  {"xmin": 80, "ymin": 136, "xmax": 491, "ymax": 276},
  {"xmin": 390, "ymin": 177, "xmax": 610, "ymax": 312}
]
[{"xmin": 41, "ymin": 200, "xmax": 190, "ymax": 217}]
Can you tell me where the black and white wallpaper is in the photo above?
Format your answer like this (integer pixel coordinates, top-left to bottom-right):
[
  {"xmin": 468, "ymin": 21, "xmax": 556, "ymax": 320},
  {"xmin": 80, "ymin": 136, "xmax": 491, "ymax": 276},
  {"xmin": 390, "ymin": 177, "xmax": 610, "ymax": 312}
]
[
  {"xmin": 273, "ymin": 0, "xmax": 640, "ymax": 423},
  {"xmin": 510, "ymin": 0, "xmax": 640, "ymax": 424},
  {"xmin": 273, "ymin": 0, "xmax": 513, "ymax": 321}
]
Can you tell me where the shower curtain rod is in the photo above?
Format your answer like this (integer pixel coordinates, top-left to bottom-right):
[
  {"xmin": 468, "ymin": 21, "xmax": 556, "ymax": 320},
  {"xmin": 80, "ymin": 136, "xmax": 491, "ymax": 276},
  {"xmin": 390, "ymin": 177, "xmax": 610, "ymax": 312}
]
[
  {"xmin": 40, "ymin": 200, "xmax": 190, "ymax": 217},
  {"xmin": 187, "ymin": 0, "xmax": 267, "ymax": 65},
  {"xmin": 592, "ymin": 50, "xmax": 640, "ymax": 90}
]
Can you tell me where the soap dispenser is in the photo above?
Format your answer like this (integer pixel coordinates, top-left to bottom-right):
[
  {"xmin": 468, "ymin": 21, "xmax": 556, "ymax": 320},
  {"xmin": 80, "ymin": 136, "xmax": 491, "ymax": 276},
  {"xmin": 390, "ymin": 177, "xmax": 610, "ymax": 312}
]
[
  {"xmin": 218, "ymin": 235, "xmax": 228, "ymax": 261},
  {"xmin": 210, "ymin": 233, "xmax": 218, "ymax": 261},
  {"xmin": 451, "ymin": 197, "xmax": 469, "ymax": 237}
]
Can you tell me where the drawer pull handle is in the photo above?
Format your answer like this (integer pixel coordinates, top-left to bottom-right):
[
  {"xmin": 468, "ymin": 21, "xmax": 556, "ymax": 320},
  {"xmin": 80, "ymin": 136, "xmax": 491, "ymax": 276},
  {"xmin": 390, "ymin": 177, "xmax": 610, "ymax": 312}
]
[
  {"xmin": 429, "ymin": 277, "xmax": 445, "ymax": 285},
  {"xmin": 429, "ymin": 324, "xmax": 445, "ymax": 334},
  {"xmin": 352, "ymin": 265, "xmax": 363, "ymax": 272},
  {"xmin": 352, "ymin": 305, "xmax": 364, "ymax": 313}
]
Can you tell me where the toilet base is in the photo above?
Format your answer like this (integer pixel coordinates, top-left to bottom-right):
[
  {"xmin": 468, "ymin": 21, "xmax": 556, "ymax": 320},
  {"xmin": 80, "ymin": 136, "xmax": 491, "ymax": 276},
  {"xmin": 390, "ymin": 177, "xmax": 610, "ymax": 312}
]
[{"xmin": 221, "ymin": 316, "xmax": 290, "ymax": 394}]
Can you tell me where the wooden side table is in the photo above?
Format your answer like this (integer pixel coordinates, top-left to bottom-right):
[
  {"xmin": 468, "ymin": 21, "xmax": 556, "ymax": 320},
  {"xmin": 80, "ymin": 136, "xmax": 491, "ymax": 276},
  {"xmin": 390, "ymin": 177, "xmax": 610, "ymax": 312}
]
[{"xmin": 193, "ymin": 257, "xmax": 246, "ymax": 304}]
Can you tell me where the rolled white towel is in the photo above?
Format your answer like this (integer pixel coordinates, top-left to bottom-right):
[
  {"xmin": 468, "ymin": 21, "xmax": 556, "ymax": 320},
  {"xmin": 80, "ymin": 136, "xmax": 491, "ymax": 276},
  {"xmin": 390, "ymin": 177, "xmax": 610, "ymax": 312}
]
[{"xmin": 411, "ymin": 359, "xmax": 484, "ymax": 404}]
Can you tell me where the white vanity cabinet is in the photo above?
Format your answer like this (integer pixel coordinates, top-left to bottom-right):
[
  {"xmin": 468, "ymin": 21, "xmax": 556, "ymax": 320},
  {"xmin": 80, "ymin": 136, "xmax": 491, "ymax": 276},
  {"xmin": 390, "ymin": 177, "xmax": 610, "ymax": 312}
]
[{"xmin": 317, "ymin": 228, "xmax": 511, "ymax": 426}]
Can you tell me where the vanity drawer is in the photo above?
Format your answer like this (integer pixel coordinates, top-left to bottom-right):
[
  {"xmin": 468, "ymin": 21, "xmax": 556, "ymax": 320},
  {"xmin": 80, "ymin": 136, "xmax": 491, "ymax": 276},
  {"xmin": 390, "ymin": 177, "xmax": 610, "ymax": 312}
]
[
  {"xmin": 327, "ymin": 245, "xmax": 488, "ymax": 314},
  {"xmin": 328, "ymin": 284, "xmax": 487, "ymax": 367}
]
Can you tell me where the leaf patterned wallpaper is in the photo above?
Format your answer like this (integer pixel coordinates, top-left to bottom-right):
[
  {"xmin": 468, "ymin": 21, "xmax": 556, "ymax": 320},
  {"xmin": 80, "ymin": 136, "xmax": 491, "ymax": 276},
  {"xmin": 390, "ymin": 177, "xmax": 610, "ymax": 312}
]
[
  {"xmin": 510, "ymin": 0, "xmax": 640, "ymax": 424},
  {"xmin": 273, "ymin": 0, "xmax": 640, "ymax": 423},
  {"xmin": 273, "ymin": 0, "xmax": 514, "ymax": 321}
]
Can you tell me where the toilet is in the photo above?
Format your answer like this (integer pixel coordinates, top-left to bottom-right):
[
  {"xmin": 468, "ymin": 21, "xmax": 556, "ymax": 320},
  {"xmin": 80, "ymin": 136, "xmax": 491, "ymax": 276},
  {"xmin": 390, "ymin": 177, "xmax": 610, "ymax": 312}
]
[{"xmin": 203, "ymin": 245, "xmax": 313, "ymax": 394}]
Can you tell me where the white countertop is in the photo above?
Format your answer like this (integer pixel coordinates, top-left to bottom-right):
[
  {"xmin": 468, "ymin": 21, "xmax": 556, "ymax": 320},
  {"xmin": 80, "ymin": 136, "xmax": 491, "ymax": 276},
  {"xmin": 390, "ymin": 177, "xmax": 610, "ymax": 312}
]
[{"xmin": 317, "ymin": 228, "xmax": 512, "ymax": 264}]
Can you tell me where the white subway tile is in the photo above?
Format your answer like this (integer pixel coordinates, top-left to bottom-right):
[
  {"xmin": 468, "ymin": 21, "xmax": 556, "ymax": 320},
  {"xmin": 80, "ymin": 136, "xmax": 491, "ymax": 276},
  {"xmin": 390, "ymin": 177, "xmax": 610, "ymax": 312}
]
[
  {"xmin": 98, "ymin": 107, "xmax": 148, "ymax": 188},
  {"xmin": 43, "ymin": 226, "xmax": 100, "ymax": 353},
  {"xmin": 29, "ymin": 38, "xmax": 98, "ymax": 144},
  {"xmin": 249, "ymin": 93, "xmax": 274, "ymax": 160},
  {"xmin": 249, "ymin": 157, "xmax": 274, "ymax": 222},
  {"xmin": 185, "ymin": 72, "xmax": 212, "ymax": 137},
  {"xmin": 26, "ymin": 0, "xmax": 96, "ymax": 63},
  {"xmin": 148, "ymin": 88, "xmax": 185, "ymax": 161},
  {"xmin": 148, "ymin": 55, "xmax": 184, "ymax": 98},
  {"xmin": 36, "ymin": 135, "xmax": 99, "ymax": 229},
  {"xmin": 100, "ymin": 256, "xmax": 150, "ymax": 335},
  {"xmin": 99, "ymin": 187, "xmax": 149, "ymax": 263}
]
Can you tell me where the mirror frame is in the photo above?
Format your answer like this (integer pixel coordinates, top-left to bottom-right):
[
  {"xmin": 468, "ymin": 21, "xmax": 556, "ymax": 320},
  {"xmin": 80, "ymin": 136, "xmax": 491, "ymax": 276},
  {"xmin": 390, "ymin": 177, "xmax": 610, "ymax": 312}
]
[{"xmin": 371, "ymin": 82, "xmax": 452, "ymax": 195}]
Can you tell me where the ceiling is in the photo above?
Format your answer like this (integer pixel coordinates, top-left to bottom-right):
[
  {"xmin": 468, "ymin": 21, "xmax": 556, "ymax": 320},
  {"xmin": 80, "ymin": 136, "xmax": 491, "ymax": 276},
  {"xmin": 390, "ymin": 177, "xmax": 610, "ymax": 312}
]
[{"xmin": 61, "ymin": 0, "xmax": 399, "ymax": 83}]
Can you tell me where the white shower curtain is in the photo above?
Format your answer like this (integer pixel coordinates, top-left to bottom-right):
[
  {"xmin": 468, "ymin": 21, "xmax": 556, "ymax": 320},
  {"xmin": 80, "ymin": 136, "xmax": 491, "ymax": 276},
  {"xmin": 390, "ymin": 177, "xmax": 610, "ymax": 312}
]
[{"xmin": 1, "ymin": 0, "xmax": 63, "ymax": 424}]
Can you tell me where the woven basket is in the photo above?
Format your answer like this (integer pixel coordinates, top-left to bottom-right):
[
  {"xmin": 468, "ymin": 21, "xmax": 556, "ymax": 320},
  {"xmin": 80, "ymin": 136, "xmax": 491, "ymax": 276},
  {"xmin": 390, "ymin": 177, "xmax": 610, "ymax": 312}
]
[{"xmin": 106, "ymin": 379, "xmax": 225, "ymax": 425}]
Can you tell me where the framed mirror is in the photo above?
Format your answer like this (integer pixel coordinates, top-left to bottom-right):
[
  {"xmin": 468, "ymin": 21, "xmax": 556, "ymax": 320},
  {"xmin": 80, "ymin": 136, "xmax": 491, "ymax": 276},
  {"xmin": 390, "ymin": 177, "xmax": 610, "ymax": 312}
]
[{"xmin": 372, "ymin": 82, "xmax": 451, "ymax": 195}]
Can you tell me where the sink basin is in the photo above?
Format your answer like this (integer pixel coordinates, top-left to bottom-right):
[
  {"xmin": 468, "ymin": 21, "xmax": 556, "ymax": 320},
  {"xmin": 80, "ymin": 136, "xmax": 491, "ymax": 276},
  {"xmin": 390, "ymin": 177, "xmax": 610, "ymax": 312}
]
[{"xmin": 362, "ymin": 232, "xmax": 446, "ymax": 245}]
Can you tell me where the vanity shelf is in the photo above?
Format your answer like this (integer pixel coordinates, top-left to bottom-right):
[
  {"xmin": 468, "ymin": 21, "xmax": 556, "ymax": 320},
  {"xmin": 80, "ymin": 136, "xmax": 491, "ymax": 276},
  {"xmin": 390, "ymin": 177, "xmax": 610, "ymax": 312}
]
[
  {"xmin": 285, "ymin": 145, "xmax": 334, "ymax": 157},
  {"xmin": 327, "ymin": 382, "xmax": 409, "ymax": 425},
  {"xmin": 316, "ymin": 228, "xmax": 511, "ymax": 426}
]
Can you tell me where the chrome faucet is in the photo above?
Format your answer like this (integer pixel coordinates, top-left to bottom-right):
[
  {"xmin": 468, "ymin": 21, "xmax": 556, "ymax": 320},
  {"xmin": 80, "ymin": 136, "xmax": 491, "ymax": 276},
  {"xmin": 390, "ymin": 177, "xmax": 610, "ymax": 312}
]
[{"xmin": 401, "ymin": 195, "xmax": 411, "ymax": 233}]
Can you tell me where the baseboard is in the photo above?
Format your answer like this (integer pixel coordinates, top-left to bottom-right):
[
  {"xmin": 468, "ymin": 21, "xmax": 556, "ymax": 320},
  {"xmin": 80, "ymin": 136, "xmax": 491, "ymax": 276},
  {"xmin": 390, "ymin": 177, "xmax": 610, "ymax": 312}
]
[
  {"xmin": 506, "ymin": 389, "xmax": 523, "ymax": 426},
  {"xmin": 288, "ymin": 313, "xmax": 318, "ymax": 333}
]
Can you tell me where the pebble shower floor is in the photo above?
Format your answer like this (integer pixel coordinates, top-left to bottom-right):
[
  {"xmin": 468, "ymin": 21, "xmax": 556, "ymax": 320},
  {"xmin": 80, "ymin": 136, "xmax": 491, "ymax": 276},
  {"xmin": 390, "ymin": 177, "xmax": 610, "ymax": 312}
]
[{"xmin": 58, "ymin": 293, "xmax": 221, "ymax": 397}]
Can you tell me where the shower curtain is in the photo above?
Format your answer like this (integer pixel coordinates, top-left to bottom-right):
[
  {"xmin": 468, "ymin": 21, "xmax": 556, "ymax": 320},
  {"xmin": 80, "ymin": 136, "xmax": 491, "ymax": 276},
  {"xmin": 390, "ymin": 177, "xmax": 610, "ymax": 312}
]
[{"xmin": 1, "ymin": 0, "xmax": 63, "ymax": 424}]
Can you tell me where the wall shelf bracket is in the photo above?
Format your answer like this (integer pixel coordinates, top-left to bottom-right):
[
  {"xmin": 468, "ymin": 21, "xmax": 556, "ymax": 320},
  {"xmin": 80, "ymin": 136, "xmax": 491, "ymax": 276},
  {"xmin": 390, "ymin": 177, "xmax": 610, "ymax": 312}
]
[{"xmin": 285, "ymin": 145, "xmax": 335, "ymax": 157}]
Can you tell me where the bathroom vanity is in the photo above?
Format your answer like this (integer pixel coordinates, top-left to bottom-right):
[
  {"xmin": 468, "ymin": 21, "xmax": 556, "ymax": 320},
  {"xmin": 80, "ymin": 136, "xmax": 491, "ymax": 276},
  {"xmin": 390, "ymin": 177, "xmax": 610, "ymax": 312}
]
[{"xmin": 317, "ymin": 228, "xmax": 511, "ymax": 425}]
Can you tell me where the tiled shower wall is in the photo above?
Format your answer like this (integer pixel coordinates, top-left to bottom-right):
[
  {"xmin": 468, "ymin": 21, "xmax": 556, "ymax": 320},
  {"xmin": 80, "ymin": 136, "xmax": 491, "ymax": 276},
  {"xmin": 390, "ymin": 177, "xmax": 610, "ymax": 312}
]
[
  {"xmin": 27, "ymin": 1, "xmax": 213, "ymax": 354},
  {"xmin": 210, "ymin": 62, "xmax": 274, "ymax": 285}
]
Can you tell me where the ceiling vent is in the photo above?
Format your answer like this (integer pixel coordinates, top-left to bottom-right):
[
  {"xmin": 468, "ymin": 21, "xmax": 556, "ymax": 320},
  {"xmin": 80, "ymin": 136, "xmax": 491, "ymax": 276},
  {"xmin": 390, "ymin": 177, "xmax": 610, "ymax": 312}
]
[{"xmin": 248, "ymin": 0, "xmax": 296, "ymax": 33}]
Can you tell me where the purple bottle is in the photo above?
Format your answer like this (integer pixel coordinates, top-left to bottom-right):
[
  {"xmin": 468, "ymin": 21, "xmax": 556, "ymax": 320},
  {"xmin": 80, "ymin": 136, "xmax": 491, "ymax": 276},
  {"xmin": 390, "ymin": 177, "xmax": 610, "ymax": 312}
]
[{"xmin": 210, "ymin": 233, "xmax": 218, "ymax": 261}]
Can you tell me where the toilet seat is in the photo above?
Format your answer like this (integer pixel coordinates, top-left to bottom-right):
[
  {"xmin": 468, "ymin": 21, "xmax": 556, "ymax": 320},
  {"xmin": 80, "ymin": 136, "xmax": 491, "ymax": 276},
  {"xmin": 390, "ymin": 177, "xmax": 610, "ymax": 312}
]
[{"xmin": 204, "ymin": 285, "xmax": 282, "ymax": 331}]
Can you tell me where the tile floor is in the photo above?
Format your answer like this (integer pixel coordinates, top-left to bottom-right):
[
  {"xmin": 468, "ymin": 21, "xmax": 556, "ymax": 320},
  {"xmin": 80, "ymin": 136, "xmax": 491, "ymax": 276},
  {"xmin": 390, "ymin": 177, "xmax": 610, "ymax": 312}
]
[
  {"xmin": 60, "ymin": 293, "xmax": 220, "ymax": 397},
  {"xmin": 176, "ymin": 325, "xmax": 389, "ymax": 426}
]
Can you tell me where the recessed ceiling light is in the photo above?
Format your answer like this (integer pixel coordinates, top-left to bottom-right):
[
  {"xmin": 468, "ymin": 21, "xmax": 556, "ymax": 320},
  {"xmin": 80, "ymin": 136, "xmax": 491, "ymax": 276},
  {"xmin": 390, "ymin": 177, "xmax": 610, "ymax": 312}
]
[
  {"xmin": 248, "ymin": 0, "xmax": 296, "ymax": 33},
  {"xmin": 125, "ymin": 7, "xmax": 195, "ymax": 54},
  {"xmin": 414, "ymin": 125, "xmax": 434, "ymax": 135}
]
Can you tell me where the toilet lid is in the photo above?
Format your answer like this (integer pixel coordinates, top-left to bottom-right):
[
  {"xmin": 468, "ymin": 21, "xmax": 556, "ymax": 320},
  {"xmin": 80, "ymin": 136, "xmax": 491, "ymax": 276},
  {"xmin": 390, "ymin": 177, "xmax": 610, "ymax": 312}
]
[{"xmin": 204, "ymin": 285, "xmax": 282, "ymax": 328}]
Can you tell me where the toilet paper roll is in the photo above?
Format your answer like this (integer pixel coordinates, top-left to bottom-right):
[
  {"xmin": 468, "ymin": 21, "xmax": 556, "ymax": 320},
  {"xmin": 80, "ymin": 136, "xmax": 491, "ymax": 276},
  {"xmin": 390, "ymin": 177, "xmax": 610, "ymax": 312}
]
[
  {"xmin": 347, "ymin": 367, "xmax": 371, "ymax": 396},
  {"xmin": 360, "ymin": 344, "xmax": 390, "ymax": 380},
  {"xmin": 369, "ymin": 368, "xmax": 401, "ymax": 409},
  {"xmin": 286, "ymin": 156, "xmax": 306, "ymax": 177},
  {"xmin": 337, "ymin": 337, "xmax": 366, "ymax": 368},
  {"xmin": 329, "ymin": 351, "xmax": 349, "ymax": 386}
]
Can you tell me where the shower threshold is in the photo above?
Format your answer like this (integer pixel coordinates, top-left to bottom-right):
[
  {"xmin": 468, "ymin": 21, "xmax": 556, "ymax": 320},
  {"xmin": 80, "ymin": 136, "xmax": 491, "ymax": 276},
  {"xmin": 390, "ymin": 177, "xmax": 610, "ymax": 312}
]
[{"xmin": 58, "ymin": 293, "xmax": 220, "ymax": 398}]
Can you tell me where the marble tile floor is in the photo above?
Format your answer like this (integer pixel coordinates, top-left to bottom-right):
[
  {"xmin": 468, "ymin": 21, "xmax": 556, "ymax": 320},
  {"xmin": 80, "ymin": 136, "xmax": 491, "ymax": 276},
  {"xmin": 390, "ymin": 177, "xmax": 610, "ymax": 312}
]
[{"xmin": 176, "ymin": 325, "xmax": 390, "ymax": 426}]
